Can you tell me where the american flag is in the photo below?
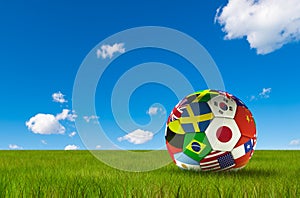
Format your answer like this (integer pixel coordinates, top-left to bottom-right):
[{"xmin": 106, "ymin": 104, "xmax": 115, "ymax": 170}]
[{"xmin": 200, "ymin": 151, "xmax": 235, "ymax": 171}]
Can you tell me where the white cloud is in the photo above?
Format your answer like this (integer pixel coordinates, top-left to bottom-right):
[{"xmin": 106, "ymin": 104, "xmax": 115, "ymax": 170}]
[
  {"xmin": 146, "ymin": 106, "xmax": 166, "ymax": 116},
  {"xmin": 26, "ymin": 93, "xmax": 77, "ymax": 136},
  {"xmin": 117, "ymin": 129, "xmax": 154, "ymax": 144},
  {"xmin": 56, "ymin": 109, "xmax": 77, "ymax": 122},
  {"xmin": 52, "ymin": 91, "xmax": 67, "ymax": 103},
  {"xmin": 64, "ymin": 144, "xmax": 79, "ymax": 150},
  {"xmin": 147, "ymin": 107, "xmax": 159, "ymax": 115},
  {"xmin": 9, "ymin": 144, "xmax": 23, "ymax": 150},
  {"xmin": 290, "ymin": 139, "xmax": 300, "ymax": 145},
  {"xmin": 259, "ymin": 88, "xmax": 272, "ymax": 98},
  {"xmin": 250, "ymin": 87, "xmax": 272, "ymax": 101},
  {"xmin": 250, "ymin": 95, "xmax": 256, "ymax": 101},
  {"xmin": 95, "ymin": 145, "xmax": 102, "ymax": 149},
  {"xmin": 216, "ymin": 0, "xmax": 300, "ymax": 54},
  {"xmin": 96, "ymin": 43, "xmax": 125, "ymax": 59},
  {"xmin": 83, "ymin": 115, "xmax": 99, "ymax": 123},
  {"xmin": 41, "ymin": 140, "xmax": 47, "ymax": 145},
  {"xmin": 56, "ymin": 109, "xmax": 69, "ymax": 120},
  {"xmin": 67, "ymin": 110, "xmax": 77, "ymax": 122},
  {"xmin": 26, "ymin": 113, "xmax": 65, "ymax": 135},
  {"xmin": 69, "ymin": 131, "xmax": 76, "ymax": 137}
]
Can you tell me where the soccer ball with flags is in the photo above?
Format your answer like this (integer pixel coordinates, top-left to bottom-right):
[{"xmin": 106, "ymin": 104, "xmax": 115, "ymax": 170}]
[{"xmin": 165, "ymin": 90, "xmax": 257, "ymax": 171}]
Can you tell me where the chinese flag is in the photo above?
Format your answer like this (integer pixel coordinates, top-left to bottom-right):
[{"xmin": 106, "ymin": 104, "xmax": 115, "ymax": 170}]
[{"xmin": 234, "ymin": 106, "xmax": 256, "ymax": 138}]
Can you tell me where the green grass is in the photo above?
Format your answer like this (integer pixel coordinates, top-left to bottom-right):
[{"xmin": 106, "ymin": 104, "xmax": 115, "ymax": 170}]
[{"xmin": 0, "ymin": 150, "xmax": 299, "ymax": 197}]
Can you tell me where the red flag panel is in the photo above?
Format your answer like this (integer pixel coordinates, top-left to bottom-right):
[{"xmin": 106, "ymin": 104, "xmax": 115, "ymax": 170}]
[
  {"xmin": 234, "ymin": 106, "xmax": 256, "ymax": 138},
  {"xmin": 234, "ymin": 136, "xmax": 251, "ymax": 148},
  {"xmin": 166, "ymin": 140, "xmax": 183, "ymax": 162},
  {"xmin": 234, "ymin": 152, "xmax": 251, "ymax": 168}
]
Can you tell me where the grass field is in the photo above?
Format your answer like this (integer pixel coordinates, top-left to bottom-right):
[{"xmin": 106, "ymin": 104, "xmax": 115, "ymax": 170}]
[{"xmin": 0, "ymin": 150, "xmax": 299, "ymax": 197}]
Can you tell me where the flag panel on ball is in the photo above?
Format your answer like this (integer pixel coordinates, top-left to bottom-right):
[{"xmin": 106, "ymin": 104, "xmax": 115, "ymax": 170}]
[
  {"xmin": 166, "ymin": 140, "xmax": 183, "ymax": 154},
  {"xmin": 188, "ymin": 89, "xmax": 219, "ymax": 103},
  {"xmin": 205, "ymin": 118, "xmax": 241, "ymax": 151},
  {"xmin": 208, "ymin": 95, "xmax": 237, "ymax": 118},
  {"xmin": 181, "ymin": 102, "xmax": 211, "ymax": 116},
  {"xmin": 168, "ymin": 120, "xmax": 185, "ymax": 134},
  {"xmin": 174, "ymin": 152, "xmax": 201, "ymax": 170},
  {"xmin": 252, "ymin": 135, "xmax": 257, "ymax": 152},
  {"xmin": 165, "ymin": 127, "xmax": 184, "ymax": 148},
  {"xmin": 198, "ymin": 120, "xmax": 211, "ymax": 133},
  {"xmin": 231, "ymin": 95, "xmax": 248, "ymax": 108},
  {"xmin": 185, "ymin": 93, "xmax": 199, "ymax": 104},
  {"xmin": 186, "ymin": 90, "xmax": 208, "ymax": 103},
  {"xmin": 233, "ymin": 152, "xmax": 251, "ymax": 168},
  {"xmin": 218, "ymin": 153, "xmax": 235, "ymax": 169},
  {"xmin": 166, "ymin": 141, "xmax": 183, "ymax": 163},
  {"xmin": 183, "ymin": 133, "xmax": 212, "ymax": 161},
  {"xmin": 234, "ymin": 136, "xmax": 251, "ymax": 147},
  {"xmin": 200, "ymin": 151, "xmax": 235, "ymax": 171},
  {"xmin": 234, "ymin": 106, "xmax": 256, "ymax": 138},
  {"xmin": 232, "ymin": 139, "xmax": 253, "ymax": 159},
  {"xmin": 198, "ymin": 90, "xmax": 219, "ymax": 102},
  {"xmin": 180, "ymin": 123, "xmax": 195, "ymax": 133},
  {"xmin": 180, "ymin": 102, "xmax": 213, "ymax": 133},
  {"xmin": 167, "ymin": 98, "xmax": 187, "ymax": 123}
]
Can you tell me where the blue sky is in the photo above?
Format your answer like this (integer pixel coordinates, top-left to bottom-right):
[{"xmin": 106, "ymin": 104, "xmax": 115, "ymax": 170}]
[{"xmin": 0, "ymin": 0, "xmax": 300, "ymax": 150}]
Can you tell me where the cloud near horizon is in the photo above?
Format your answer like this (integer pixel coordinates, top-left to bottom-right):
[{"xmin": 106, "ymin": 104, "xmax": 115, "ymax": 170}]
[
  {"xmin": 26, "ymin": 109, "xmax": 76, "ymax": 135},
  {"xmin": 118, "ymin": 129, "xmax": 154, "ymax": 144},
  {"xmin": 216, "ymin": 0, "xmax": 300, "ymax": 54},
  {"xmin": 289, "ymin": 139, "xmax": 300, "ymax": 146},
  {"xmin": 9, "ymin": 144, "xmax": 23, "ymax": 150},
  {"xmin": 26, "ymin": 113, "xmax": 66, "ymax": 135},
  {"xmin": 64, "ymin": 144, "xmax": 79, "ymax": 150},
  {"xmin": 41, "ymin": 140, "xmax": 47, "ymax": 145},
  {"xmin": 26, "ymin": 91, "xmax": 77, "ymax": 136}
]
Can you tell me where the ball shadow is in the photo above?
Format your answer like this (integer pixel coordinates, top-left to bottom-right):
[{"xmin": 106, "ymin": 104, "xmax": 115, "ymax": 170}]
[{"xmin": 169, "ymin": 167, "xmax": 276, "ymax": 179}]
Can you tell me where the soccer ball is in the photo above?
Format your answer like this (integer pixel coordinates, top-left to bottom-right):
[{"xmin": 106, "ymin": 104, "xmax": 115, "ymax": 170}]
[{"xmin": 165, "ymin": 90, "xmax": 257, "ymax": 171}]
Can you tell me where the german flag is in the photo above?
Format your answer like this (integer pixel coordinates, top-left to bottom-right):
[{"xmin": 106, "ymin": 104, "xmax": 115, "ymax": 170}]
[{"xmin": 165, "ymin": 126, "xmax": 185, "ymax": 149}]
